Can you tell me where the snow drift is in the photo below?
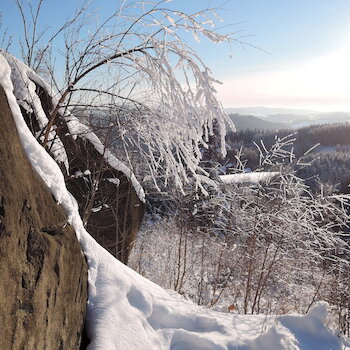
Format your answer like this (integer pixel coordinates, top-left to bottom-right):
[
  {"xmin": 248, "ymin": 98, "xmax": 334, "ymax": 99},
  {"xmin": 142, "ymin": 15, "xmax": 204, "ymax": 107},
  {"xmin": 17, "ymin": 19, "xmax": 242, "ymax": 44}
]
[{"xmin": 0, "ymin": 52, "xmax": 349, "ymax": 349}]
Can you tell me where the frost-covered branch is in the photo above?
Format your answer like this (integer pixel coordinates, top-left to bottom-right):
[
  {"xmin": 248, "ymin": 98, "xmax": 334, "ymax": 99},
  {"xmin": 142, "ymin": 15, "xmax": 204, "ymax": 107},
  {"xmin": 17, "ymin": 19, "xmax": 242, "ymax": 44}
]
[{"xmin": 11, "ymin": 0, "xmax": 236, "ymax": 195}]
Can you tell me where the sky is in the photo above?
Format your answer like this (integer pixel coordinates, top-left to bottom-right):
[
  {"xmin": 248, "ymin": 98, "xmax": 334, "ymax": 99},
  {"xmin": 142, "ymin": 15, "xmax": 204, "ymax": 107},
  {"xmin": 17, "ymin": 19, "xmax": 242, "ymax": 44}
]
[
  {"xmin": 1, "ymin": 0, "xmax": 350, "ymax": 112},
  {"xmin": 212, "ymin": 0, "xmax": 350, "ymax": 112}
]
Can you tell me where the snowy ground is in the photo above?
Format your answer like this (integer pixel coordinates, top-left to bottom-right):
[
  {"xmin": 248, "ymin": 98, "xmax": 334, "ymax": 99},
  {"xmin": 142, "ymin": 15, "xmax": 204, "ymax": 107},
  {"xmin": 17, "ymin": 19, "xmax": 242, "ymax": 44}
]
[{"xmin": 1, "ymin": 52, "xmax": 350, "ymax": 349}]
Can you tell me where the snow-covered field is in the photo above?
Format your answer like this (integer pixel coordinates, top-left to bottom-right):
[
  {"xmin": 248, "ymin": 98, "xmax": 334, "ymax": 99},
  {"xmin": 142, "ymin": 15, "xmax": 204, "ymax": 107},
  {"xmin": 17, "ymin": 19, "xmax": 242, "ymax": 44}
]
[{"xmin": 1, "ymin": 52, "xmax": 349, "ymax": 349}]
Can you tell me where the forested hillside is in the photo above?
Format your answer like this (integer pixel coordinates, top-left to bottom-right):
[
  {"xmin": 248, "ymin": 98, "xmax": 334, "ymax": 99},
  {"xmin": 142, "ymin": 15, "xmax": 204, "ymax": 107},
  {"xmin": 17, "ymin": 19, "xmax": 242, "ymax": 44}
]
[
  {"xmin": 228, "ymin": 113, "xmax": 286, "ymax": 131},
  {"xmin": 224, "ymin": 123, "xmax": 350, "ymax": 192}
]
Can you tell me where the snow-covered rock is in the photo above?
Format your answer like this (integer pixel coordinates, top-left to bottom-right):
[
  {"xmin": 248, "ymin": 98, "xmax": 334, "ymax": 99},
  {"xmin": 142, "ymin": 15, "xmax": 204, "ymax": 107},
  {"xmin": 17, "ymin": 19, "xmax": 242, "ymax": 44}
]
[
  {"xmin": 0, "ymin": 51, "xmax": 145, "ymax": 203},
  {"xmin": 1, "ymin": 52, "xmax": 349, "ymax": 349},
  {"xmin": 0, "ymin": 61, "xmax": 88, "ymax": 350},
  {"xmin": 1, "ymin": 51, "xmax": 144, "ymax": 264}
]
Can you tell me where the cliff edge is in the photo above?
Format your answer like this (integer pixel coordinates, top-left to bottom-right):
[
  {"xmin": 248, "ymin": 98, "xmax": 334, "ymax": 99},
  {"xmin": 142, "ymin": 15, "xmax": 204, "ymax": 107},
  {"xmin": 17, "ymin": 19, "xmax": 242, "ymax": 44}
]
[{"xmin": 0, "ymin": 84, "xmax": 88, "ymax": 348}]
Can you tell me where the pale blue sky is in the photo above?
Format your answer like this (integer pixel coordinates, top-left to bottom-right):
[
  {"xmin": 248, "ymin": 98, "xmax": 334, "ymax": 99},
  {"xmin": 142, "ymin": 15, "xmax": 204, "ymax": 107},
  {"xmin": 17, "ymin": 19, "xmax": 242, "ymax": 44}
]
[{"xmin": 2, "ymin": 0, "xmax": 350, "ymax": 111}]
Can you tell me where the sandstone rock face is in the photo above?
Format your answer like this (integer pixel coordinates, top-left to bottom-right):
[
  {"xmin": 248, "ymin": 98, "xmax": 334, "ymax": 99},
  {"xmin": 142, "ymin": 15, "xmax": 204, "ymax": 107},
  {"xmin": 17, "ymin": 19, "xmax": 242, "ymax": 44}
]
[{"xmin": 0, "ymin": 85, "xmax": 88, "ymax": 349}]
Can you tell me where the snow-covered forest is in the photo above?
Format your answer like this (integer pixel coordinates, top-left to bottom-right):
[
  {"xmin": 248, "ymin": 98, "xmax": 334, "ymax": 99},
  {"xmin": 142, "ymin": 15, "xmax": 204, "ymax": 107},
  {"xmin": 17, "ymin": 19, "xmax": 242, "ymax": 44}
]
[{"xmin": 1, "ymin": 0, "xmax": 350, "ymax": 349}]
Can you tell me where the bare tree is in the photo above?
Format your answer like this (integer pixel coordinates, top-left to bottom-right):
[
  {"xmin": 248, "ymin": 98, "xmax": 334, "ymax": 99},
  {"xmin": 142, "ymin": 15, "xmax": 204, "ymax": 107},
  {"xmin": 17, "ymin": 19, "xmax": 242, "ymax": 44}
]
[
  {"xmin": 12, "ymin": 0, "xmax": 236, "ymax": 196},
  {"xmin": 0, "ymin": 13, "xmax": 13, "ymax": 51}
]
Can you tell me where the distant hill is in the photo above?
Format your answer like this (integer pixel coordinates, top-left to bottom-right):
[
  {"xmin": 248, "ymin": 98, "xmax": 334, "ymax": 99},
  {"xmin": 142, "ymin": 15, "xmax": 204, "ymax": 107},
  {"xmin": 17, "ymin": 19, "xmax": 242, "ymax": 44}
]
[
  {"xmin": 265, "ymin": 112, "xmax": 350, "ymax": 128},
  {"xmin": 229, "ymin": 113, "xmax": 286, "ymax": 131},
  {"xmin": 225, "ymin": 107, "xmax": 319, "ymax": 117},
  {"xmin": 226, "ymin": 107, "xmax": 350, "ymax": 130}
]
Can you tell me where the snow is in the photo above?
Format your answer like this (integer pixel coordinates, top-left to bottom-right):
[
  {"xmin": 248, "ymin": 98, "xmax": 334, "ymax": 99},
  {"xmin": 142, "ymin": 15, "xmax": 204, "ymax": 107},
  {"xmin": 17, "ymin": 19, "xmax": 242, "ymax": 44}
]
[
  {"xmin": 1, "ymin": 50, "xmax": 69, "ymax": 171},
  {"xmin": 220, "ymin": 172, "xmax": 279, "ymax": 185},
  {"xmin": 1, "ymin": 52, "xmax": 349, "ymax": 349},
  {"xmin": 106, "ymin": 177, "xmax": 121, "ymax": 186},
  {"xmin": 278, "ymin": 303, "xmax": 345, "ymax": 350}
]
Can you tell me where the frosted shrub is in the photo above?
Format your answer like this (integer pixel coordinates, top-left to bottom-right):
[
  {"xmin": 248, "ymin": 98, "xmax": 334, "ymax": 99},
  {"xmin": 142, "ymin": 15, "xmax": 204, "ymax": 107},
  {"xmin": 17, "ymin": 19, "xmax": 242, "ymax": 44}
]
[{"xmin": 129, "ymin": 134, "xmax": 350, "ymax": 334}]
